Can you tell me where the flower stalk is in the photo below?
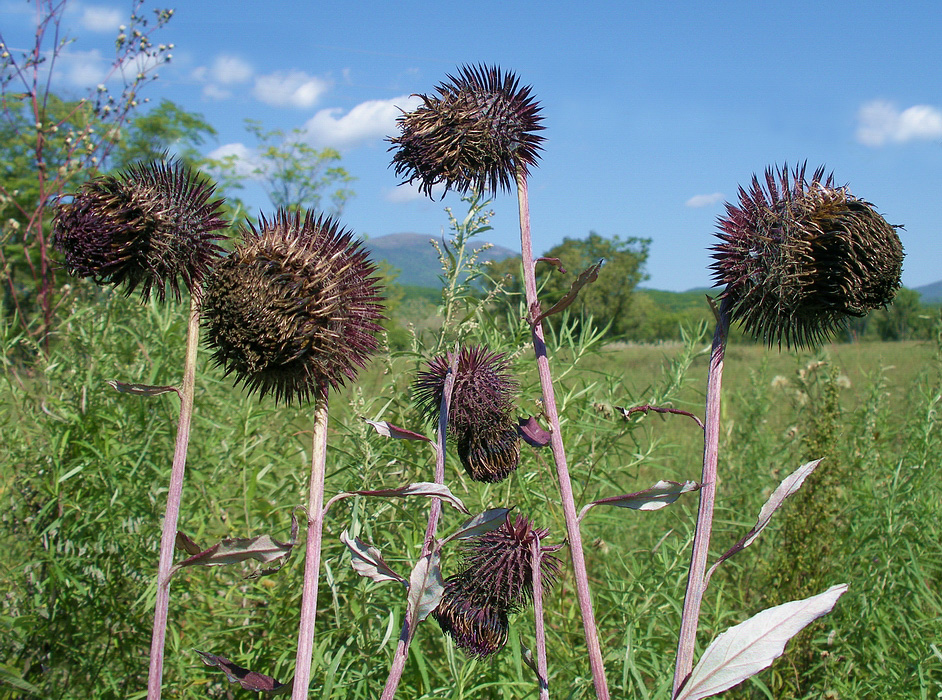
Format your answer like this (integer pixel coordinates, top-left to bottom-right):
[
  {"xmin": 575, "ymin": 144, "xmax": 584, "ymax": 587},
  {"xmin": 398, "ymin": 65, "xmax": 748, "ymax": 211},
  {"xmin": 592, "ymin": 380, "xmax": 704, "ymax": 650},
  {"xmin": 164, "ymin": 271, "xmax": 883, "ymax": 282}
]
[
  {"xmin": 515, "ymin": 167, "xmax": 610, "ymax": 699},
  {"xmin": 146, "ymin": 292, "xmax": 201, "ymax": 700}
]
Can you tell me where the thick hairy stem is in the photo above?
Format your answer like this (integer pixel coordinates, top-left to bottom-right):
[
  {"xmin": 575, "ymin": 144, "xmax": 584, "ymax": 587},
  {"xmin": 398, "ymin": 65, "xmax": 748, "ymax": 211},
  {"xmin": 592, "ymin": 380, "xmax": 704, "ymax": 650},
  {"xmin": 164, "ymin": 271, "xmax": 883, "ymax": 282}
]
[
  {"xmin": 672, "ymin": 298, "xmax": 731, "ymax": 697},
  {"xmin": 515, "ymin": 169, "xmax": 610, "ymax": 699},
  {"xmin": 380, "ymin": 359, "xmax": 456, "ymax": 700},
  {"xmin": 291, "ymin": 384, "xmax": 330, "ymax": 700},
  {"xmin": 146, "ymin": 293, "xmax": 201, "ymax": 700}
]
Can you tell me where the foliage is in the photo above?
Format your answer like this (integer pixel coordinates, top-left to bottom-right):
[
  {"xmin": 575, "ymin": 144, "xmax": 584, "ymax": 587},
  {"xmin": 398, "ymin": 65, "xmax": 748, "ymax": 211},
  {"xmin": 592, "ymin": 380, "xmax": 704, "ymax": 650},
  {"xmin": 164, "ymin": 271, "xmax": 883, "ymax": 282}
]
[{"xmin": 109, "ymin": 99, "xmax": 217, "ymax": 170}]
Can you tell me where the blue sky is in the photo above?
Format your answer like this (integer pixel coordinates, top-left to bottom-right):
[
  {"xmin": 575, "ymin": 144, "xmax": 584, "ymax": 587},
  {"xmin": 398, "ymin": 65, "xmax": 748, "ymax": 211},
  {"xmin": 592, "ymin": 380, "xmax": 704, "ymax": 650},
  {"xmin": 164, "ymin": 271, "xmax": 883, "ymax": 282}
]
[{"xmin": 4, "ymin": 0, "xmax": 942, "ymax": 291}]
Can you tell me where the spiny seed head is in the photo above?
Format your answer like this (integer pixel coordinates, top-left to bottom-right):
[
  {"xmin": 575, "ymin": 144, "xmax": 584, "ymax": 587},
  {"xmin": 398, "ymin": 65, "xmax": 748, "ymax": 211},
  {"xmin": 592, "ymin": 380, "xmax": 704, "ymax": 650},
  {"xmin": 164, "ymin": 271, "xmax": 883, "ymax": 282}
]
[
  {"xmin": 413, "ymin": 346, "xmax": 520, "ymax": 482},
  {"xmin": 711, "ymin": 163, "xmax": 903, "ymax": 348},
  {"xmin": 201, "ymin": 209, "xmax": 385, "ymax": 405},
  {"xmin": 432, "ymin": 515, "xmax": 560, "ymax": 658},
  {"xmin": 413, "ymin": 346, "xmax": 517, "ymax": 431},
  {"xmin": 53, "ymin": 159, "xmax": 227, "ymax": 302},
  {"xmin": 389, "ymin": 64, "xmax": 544, "ymax": 197}
]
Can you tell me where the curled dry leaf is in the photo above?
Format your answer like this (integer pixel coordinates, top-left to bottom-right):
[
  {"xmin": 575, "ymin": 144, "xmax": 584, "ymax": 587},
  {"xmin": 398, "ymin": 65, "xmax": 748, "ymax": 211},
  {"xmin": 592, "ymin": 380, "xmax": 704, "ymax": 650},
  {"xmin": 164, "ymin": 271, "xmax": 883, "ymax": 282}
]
[
  {"xmin": 340, "ymin": 530, "xmax": 407, "ymax": 585},
  {"xmin": 363, "ymin": 419, "xmax": 431, "ymax": 442},
  {"xmin": 531, "ymin": 259, "xmax": 603, "ymax": 325},
  {"xmin": 329, "ymin": 482, "xmax": 469, "ymax": 515},
  {"xmin": 440, "ymin": 507, "xmax": 514, "ymax": 546},
  {"xmin": 535, "ymin": 256, "xmax": 567, "ymax": 273},
  {"xmin": 578, "ymin": 480, "xmax": 700, "ymax": 522},
  {"xmin": 107, "ymin": 380, "xmax": 179, "ymax": 397},
  {"xmin": 174, "ymin": 531, "xmax": 202, "ymax": 556},
  {"xmin": 196, "ymin": 650, "xmax": 291, "ymax": 695},
  {"xmin": 518, "ymin": 416, "xmax": 551, "ymax": 447},
  {"xmin": 171, "ymin": 516, "xmax": 298, "ymax": 579},
  {"xmin": 675, "ymin": 584, "xmax": 848, "ymax": 700}
]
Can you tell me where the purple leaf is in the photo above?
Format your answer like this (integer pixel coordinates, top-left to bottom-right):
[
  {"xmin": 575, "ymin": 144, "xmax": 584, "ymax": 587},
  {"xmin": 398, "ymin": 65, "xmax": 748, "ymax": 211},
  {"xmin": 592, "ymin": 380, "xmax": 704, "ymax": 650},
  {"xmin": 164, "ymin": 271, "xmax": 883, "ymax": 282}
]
[
  {"xmin": 535, "ymin": 256, "xmax": 567, "ymax": 273},
  {"xmin": 107, "ymin": 380, "xmax": 179, "ymax": 397},
  {"xmin": 578, "ymin": 480, "xmax": 700, "ymax": 522},
  {"xmin": 518, "ymin": 416, "xmax": 551, "ymax": 447},
  {"xmin": 174, "ymin": 531, "xmax": 202, "ymax": 556},
  {"xmin": 705, "ymin": 459, "xmax": 821, "ymax": 584},
  {"xmin": 675, "ymin": 584, "xmax": 848, "ymax": 700},
  {"xmin": 335, "ymin": 482, "xmax": 469, "ymax": 515},
  {"xmin": 340, "ymin": 530, "xmax": 407, "ymax": 585},
  {"xmin": 364, "ymin": 419, "xmax": 431, "ymax": 442},
  {"xmin": 531, "ymin": 259, "xmax": 603, "ymax": 325},
  {"xmin": 406, "ymin": 552, "xmax": 444, "ymax": 623},
  {"xmin": 171, "ymin": 517, "xmax": 298, "ymax": 579},
  {"xmin": 441, "ymin": 507, "xmax": 512, "ymax": 545},
  {"xmin": 196, "ymin": 650, "xmax": 291, "ymax": 695}
]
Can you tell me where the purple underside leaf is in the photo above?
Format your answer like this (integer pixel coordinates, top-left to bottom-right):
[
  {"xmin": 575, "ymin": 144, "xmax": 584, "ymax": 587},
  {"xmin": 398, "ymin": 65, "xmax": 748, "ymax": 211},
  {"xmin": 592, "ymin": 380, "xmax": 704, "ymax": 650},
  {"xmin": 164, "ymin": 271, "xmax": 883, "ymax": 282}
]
[
  {"xmin": 518, "ymin": 415, "xmax": 551, "ymax": 447},
  {"xmin": 706, "ymin": 459, "xmax": 822, "ymax": 582},
  {"xmin": 337, "ymin": 482, "xmax": 469, "ymax": 515},
  {"xmin": 171, "ymin": 519, "xmax": 297, "ymax": 579},
  {"xmin": 578, "ymin": 480, "xmax": 700, "ymax": 522},
  {"xmin": 340, "ymin": 530, "xmax": 407, "ymax": 585},
  {"xmin": 107, "ymin": 379, "xmax": 179, "ymax": 397},
  {"xmin": 531, "ymin": 259, "xmax": 603, "ymax": 325},
  {"xmin": 535, "ymin": 256, "xmax": 567, "ymax": 273},
  {"xmin": 364, "ymin": 419, "xmax": 431, "ymax": 442},
  {"xmin": 675, "ymin": 584, "xmax": 848, "ymax": 700},
  {"xmin": 441, "ymin": 507, "xmax": 513, "ymax": 545},
  {"xmin": 196, "ymin": 651, "xmax": 291, "ymax": 695},
  {"xmin": 406, "ymin": 551, "xmax": 444, "ymax": 623}
]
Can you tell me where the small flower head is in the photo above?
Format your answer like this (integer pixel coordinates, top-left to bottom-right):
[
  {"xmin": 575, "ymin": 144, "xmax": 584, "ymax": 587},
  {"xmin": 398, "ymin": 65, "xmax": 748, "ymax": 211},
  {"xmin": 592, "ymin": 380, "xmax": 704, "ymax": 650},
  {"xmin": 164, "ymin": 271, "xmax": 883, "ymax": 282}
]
[
  {"xmin": 711, "ymin": 163, "xmax": 903, "ymax": 347},
  {"xmin": 201, "ymin": 210, "xmax": 384, "ymax": 404},
  {"xmin": 432, "ymin": 515, "xmax": 561, "ymax": 658},
  {"xmin": 53, "ymin": 159, "xmax": 227, "ymax": 302},
  {"xmin": 413, "ymin": 346, "xmax": 520, "ymax": 481},
  {"xmin": 389, "ymin": 64, "xmax": 544, "ymax": 197}
]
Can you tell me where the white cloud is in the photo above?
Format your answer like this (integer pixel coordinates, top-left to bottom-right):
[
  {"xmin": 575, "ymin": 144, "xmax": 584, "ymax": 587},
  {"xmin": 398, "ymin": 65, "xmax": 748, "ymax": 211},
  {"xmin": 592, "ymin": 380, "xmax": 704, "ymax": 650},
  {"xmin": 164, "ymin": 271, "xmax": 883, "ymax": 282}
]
[
  {"xmin": 685, "ymin": 192, "xmax": 724, "ymax": 208},
  {"xmin": 202, "ymin": 84, "xmax": 232, "ymax": 101},
  {"xmin": 79, "ymin": 6, "xmax": 122, "ymax": 32},
  {"xmin": 253, "ymin": 70, "xmax": 329, "ymax": 108},
  {"xmin": 856, "ymin": 100, "xmax": 942, "ymax": 147},
  {"xmin": 384, "ymin": 180, "xmax": 445, "ymax": 203},
  {"xmin": 59, "ymin": 49, "xmax": 108, "ymax": 87},
  {"xmin": 205, "ymin": 143, "xmax": 258, "ymax": 178},
  {"xmin": 210, "ymin": 54, "xmax": 253, "ymax": 85},
  {"xmin": 303, "ymin": 94, "xmax": 422, "ymax": 149}
]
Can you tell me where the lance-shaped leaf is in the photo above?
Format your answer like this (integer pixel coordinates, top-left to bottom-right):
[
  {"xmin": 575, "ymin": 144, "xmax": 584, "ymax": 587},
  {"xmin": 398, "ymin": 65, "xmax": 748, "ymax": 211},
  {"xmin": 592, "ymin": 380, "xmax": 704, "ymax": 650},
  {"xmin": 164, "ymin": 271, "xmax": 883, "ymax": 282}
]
[
  {"xmin": 440, "ymin": 507, "xmax": 513, "ymax": 546},
  {"xmin": 518, "ymin": 416, "xmax": 551, "ymax": 447},
  {"xmin": 340, "ymin": 530, "xmax": 407, "ymax": 586},
  {"xmin": 107, "ymin": 380, "xmax": 179, "ymax": 397},
  {"xmin": 196, "ymin": 651, "xmax": 291, "ymax": 695},
  {"xmin": 406, "ymin": 552, "xmax": 444, "ymax": 624},
  {"xmin": 531, "ymin": 259, "xmax": 603, "ymax": 325},
  {"xmin": 578, "ymin": 480, "xmax": 700, "ymax": 523},
  {"xmin": 325, "ymin": 482, "xmax": 469, "ymax": 516},
  {"xmin": 364, "ymin": 419, "xmax": 431, "ymax": 442},
  {"xmin": 171, "ymin": 516, "xmax": 298, "ymax": 579},
  {"xmin": 675, "ymin": 584, "xmax": 848, "ymax": 700},
  {"xmin": 705, "ymin": 459, "xmax": 821, "ymax": 586}
]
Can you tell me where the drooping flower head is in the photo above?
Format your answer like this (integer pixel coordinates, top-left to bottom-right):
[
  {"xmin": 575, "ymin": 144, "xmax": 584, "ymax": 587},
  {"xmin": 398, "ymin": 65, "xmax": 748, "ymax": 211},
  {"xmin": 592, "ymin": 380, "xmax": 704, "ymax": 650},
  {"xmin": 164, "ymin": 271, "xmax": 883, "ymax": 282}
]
[
  {"xmin": 412, "ymin": 346, "xmax": 520, "ymax": 482},
  {"xmin": 389, "ymin": 64, "xmax": 544, "ymax": 197},
  {"xmin": 433, "ymin": 514, "xmax": 561, "ymax": 658},
  {"xmin": 53, "ymin": 159, "xmax": 228, "ymax": 302},
  {"xmin": 711, "ymin": 163, "xmax": 903, "ymax": 348},
  {"xmin": 201, "ymin": 210, "xmax": 385, "ymax": 405}
]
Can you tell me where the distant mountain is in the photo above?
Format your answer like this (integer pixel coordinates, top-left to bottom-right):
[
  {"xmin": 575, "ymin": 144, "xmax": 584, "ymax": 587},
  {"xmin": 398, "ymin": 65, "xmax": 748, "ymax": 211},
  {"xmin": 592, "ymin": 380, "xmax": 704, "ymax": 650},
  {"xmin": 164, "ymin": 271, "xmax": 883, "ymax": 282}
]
[
  {"xmin": 365, "ymin": 233, "xmax": 518, "ymax": 288},
  {"xmin": 914, "ymin": 280, "xmax": 942, "ymax": 304}
]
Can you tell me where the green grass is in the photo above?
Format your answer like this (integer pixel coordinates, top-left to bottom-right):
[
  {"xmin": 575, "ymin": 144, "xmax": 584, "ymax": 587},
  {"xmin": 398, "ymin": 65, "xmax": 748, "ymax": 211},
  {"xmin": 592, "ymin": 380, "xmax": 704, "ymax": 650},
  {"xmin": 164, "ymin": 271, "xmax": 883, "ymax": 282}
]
[{"xmin": 2, "ymin": 286, "xmax": 940, "ymax": 699}]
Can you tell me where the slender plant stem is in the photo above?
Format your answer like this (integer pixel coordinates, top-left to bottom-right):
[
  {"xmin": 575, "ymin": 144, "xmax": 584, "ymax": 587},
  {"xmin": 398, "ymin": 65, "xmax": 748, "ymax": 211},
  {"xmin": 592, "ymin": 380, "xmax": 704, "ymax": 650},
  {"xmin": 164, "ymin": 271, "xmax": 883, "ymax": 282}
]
[
  {"xmin": 146, "ymin": 293, "xmax": 201, "ymax": 700},
  {"xmin": 515, "ymin": 169, "xmax": 610, "ymax": 700},
  {"xmin": 672, "ymin": 298, "xmax": 730, "ymax": 697},
  {"xmin": 531, "ymin": 534, "xmax": 550, "ymax": 700},
  {"xmin": 291, "ymin": 383, "xmax": 330, "ymax": 700},
  {"xmin": 380, "ymin": 358, "xmax": 456, "ymax": 700}
]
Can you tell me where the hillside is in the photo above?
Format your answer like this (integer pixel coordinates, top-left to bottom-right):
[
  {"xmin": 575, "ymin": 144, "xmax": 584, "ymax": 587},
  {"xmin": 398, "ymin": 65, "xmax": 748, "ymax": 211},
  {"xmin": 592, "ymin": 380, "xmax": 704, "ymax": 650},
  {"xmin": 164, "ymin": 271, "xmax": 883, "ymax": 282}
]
[
  {"xmin": 364, "ymin": 233, "xmax": 517, "ymax": 288},
  {"xmin": 915, "ymin": 280, "xmax": 942, "ymax": 304}
]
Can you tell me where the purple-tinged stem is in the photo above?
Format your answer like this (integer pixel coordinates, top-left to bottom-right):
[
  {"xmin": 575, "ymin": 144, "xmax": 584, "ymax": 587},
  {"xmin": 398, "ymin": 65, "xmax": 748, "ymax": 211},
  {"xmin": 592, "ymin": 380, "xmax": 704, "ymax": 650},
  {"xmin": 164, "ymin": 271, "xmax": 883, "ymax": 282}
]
[
  {"xmin": 515, "ymin": 169, "xmax": 610, "ymax": 700},
  {"xmin": 672, "ymin": 298, "xmax": 730, "ymax": 697},
  {"xmin": 146, "ymin": 293, "xmax": 201, "ymax": 700},
  {"xmin": 531, "ymin": 534, "xmax": 550, "ymax": 700},
  {"xmin": 291, "ymin": 383, "xmax": 330, "ymax": 700},
  {"xmin": 380, "ymin": 358, "xmax": 455, "ymax": 700}
]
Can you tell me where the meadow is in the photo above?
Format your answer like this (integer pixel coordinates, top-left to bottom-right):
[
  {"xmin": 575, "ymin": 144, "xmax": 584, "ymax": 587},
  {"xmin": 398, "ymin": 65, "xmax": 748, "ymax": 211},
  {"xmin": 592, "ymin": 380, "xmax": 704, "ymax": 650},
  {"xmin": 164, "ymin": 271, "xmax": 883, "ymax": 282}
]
[{"xmin": 2, "ymin": 278, "xmax": 939, "ymax": 700}]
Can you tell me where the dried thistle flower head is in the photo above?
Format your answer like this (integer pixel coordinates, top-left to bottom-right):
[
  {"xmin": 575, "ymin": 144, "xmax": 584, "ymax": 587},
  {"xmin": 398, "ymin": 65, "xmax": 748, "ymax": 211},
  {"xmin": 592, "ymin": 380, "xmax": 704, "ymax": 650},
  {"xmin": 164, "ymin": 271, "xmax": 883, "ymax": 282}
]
[
  {"xmin": 433, "ymin": 515, "xmax": 560, "ymax": 658},
  {"xmin": 53, "ymin": 159, "xmax": 227, "ymax": 302},
  {"xmin": 201, "ymin": 210, "xmax": 385, "ymax": 405},
  {"xmin": 389, "ymin": 64, "xmax": 544, "ymax": 197},
  {"xmin": 711, "ymin": 163, "xmax": 903, "ymax": 348},
  {"xmin": 413, "ymin": 346, "xmax": 520, "ymax": 482}
]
